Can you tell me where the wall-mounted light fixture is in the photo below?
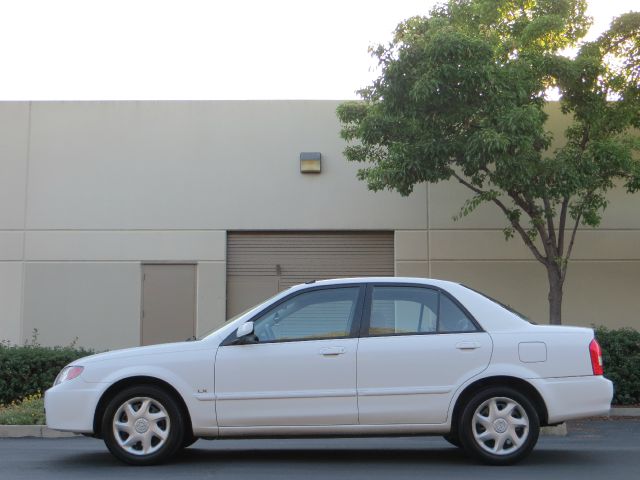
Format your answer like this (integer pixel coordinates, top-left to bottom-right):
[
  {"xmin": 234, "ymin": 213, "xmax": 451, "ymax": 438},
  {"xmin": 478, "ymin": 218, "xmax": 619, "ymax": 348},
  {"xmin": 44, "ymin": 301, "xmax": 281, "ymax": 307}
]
[{"xmin": 300, "ymin": 152, "xmax": 321, "ymax": 173}]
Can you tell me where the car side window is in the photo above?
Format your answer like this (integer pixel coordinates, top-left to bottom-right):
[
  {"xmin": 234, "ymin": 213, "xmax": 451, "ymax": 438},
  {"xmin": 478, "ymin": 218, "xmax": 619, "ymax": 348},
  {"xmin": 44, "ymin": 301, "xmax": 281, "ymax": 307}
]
[
  {"xmin": 368, "ymin": 286, "xmax": 477, "ymax": 336},
  {"xmin": 369, "ymin": 287, "xmax": 438, "ymax": 335},
  {"xmin": 438, "ymin": 294, "xmax": 477, "ymax": 332},
  {"xmin": 252, "ymin": 287, "xmax": 360, "ymax": 342}
]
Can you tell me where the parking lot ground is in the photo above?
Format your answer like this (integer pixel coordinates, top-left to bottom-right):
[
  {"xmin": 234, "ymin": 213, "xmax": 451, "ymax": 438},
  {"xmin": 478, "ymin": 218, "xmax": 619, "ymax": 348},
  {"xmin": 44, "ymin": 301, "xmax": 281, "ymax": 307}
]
[{"xmin": 0, "ymin": 419, "xmax": 638, "ymax": 480}]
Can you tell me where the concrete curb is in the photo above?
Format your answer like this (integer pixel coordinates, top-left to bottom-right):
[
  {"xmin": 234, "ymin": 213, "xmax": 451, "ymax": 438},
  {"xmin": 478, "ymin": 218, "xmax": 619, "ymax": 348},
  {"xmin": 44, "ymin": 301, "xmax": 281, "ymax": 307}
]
[
  {"xmin": 541, "ymin": 423, "xmax": 568, "ymax": 436},
  {"xmin": 0, "ymin": 425, "xmax": 79, "ymax": 438},
  {"xmin": 610, "ymin": 407, "xmax": 640, "ymax": 417}
]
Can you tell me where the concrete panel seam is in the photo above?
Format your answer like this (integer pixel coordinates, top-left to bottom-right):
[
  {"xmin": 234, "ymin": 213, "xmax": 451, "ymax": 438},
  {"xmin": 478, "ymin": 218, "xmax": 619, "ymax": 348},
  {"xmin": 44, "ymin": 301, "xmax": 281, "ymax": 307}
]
[
  {"xmin": 18, "ymin": 228, "xmax": 230, "ymax": 232},
  {"xmin": 429, "ymin": 259, "xmax": 640, "ymax": 263},
  {"xmin": 18, "ymin": 102, "xmax": 32, "ymax": 344},
  {"xmin": 428, "ymin": 227, "xmax": 640, "ymax": 232}
]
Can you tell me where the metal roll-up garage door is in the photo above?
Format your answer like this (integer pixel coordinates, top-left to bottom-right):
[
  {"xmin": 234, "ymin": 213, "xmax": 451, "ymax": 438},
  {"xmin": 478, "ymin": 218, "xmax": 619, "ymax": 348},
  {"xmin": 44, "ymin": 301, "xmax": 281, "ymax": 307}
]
[{"xmin": 226, "ymin": 231, "xmax": 394, "ymax": 318}]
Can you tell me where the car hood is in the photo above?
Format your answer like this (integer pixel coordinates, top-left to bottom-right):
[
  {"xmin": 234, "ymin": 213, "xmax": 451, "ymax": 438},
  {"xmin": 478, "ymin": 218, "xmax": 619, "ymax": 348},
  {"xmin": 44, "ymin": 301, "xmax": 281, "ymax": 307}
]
[{"xmin": 74, "ymin": 340, "xmax": 211, "ymax": 366}]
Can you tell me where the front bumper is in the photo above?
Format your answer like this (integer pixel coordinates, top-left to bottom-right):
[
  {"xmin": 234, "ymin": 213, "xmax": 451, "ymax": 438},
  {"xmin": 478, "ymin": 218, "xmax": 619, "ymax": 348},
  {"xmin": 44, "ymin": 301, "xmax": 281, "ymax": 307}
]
[
  {"xmin": 530, "ymin": 375, "xmax": 613, "ymax": 424},
  {"xmin": 44, "ymin": 381, "xmax": 104, "ymax": 434}
]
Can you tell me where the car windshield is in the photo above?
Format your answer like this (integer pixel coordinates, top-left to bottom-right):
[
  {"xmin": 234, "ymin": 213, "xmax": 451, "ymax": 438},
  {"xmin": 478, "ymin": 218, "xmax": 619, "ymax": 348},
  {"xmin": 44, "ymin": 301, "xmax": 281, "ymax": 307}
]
[
  {"xmin": 197, "ymin": 290, "xmax": 286, "ymax": 340},
  {"xmin": 461, "ymin": 284, "xmax": 536, "ymax": 324},
  {"xmin": 196, "ymin": 307, "xmax": 255, "ymax": 340}
]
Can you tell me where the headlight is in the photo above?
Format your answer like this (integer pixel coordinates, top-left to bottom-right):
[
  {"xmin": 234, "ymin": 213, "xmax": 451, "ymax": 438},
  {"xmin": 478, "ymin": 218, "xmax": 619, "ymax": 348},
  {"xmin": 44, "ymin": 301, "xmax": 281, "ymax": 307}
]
[{"xmin": 54, "ymin": 366, "xmax": 84, "ymax": 386}]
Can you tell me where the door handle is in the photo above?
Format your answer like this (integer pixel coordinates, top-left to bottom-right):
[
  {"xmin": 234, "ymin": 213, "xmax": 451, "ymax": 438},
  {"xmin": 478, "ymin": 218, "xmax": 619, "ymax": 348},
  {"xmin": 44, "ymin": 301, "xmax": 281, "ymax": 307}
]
[
  {"xmin": 456, "ymin": 341, "xmax": 481, "ymax": 350},
  {"xmin": 319, "ymin": 347, "xmax": 346, "ymax": 356}
]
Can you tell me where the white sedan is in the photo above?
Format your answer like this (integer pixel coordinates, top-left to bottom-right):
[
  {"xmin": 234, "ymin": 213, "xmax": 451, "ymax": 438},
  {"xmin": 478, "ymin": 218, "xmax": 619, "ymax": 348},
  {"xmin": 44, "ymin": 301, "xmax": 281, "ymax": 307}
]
[{"xmin": 45, "ymin": 277, "xmax": 613, "ymax": 466}]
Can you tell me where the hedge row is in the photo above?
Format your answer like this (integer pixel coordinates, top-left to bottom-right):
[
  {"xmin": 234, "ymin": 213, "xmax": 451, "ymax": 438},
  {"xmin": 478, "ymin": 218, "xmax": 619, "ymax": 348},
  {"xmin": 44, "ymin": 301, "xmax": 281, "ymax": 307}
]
[
  {"xmin": 1, "ymin": 327, "xmax": 638, "ymax": 406},
  {"xmin": 0, "ymin": 343, "xmax": 93, "ymax": 405},
  {"xmin": 595, "ymin": 327, "xmax": 640, "ymax": 405}
]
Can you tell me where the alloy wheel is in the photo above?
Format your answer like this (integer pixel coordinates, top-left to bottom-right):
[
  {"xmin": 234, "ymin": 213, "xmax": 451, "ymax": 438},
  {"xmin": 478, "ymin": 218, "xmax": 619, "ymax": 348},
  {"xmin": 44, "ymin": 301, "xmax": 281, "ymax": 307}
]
[
  {"xmin": 112, "ymin": 396, "xmax": 171, "ymax": 456},
  {"xmin": 471, "ymin": 396, "xmax": 529, "ymax": 456}
]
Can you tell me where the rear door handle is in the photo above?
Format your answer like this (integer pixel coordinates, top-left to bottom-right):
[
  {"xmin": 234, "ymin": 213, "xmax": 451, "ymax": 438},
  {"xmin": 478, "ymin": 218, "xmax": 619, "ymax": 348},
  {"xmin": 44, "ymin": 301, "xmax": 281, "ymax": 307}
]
[
  {"xmin": 456, "ymin": 341, "xmax": 481, "ymax": 350},
  {"xmin": 319, "ymin": 347, "xmax": 346, "ymax": 356}
]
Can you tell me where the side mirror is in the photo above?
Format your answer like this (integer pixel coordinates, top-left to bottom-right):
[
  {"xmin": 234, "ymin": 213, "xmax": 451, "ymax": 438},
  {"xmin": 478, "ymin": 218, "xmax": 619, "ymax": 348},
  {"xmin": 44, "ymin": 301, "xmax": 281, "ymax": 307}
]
[
  {"xmin": 232, "ymin": 322, "xmax": 258, "ymax": 345},
  {"xmin": 236, "ymin": 322, "xmax": 254, "ymax": 338}
]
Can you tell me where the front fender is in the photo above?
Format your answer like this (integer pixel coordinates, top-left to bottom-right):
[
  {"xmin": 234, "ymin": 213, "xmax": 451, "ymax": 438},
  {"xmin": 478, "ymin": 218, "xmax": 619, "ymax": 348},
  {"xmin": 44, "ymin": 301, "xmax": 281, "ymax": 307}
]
[{"xmin": 84, "ymin": 350, "xmax": 218, "ymax": 437}]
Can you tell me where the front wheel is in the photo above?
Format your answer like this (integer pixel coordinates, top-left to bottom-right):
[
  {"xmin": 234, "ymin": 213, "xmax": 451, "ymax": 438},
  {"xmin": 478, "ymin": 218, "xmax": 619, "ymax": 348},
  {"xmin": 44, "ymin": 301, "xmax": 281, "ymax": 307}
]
[
  {"xmin": 458, "ymin": 387, "xmax": 540, "ymax": 465},
  {"xmin": 102, "ymin": 385, "xmax": 185, "ymax": 465},
  {"xmin": 181, "ymin": 434, "xmax": 199, "ymax": 449}
]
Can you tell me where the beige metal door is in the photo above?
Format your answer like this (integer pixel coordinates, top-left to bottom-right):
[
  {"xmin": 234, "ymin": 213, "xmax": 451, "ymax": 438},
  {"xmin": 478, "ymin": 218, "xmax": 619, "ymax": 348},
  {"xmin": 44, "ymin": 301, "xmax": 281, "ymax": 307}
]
[
  {"xmin": 141, "ymin": 264, "xmax": 196, "ymax": 345},
  {"xmin": 226, "ymin": 231, "xmax": 394, "ymax": 318}
]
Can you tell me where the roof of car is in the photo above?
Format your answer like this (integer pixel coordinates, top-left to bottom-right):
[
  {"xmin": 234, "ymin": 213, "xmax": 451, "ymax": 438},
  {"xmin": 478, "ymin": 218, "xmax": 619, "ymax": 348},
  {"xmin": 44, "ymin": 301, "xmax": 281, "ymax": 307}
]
[{"xmin": 293, "ymin": 277, "xmax": 461, "ymax": 289}]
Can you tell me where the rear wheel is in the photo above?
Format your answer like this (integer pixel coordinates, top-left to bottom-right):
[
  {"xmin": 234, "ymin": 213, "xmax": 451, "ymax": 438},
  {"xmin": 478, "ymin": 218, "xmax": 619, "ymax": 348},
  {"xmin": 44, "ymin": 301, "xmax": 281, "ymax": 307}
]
[
  {"xmin": 458, "ymin": 386, "xmax": 539, "ymax": 465},
  {"xmin": 102, "ymin": 385, "xmax": 185, "ymax": 465}
]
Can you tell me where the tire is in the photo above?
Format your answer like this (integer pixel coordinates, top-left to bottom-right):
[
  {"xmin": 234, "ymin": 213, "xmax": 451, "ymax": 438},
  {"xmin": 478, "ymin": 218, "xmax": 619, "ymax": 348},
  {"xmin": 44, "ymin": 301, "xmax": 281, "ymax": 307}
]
[
  {"xmin": 458, "ymin": 386, "xmax": 540, "ymax": 465},
  {"xmin": 102, "ymin": 385, "xmax": 185, "ymax": 466},
  {"xmin": 181, "ymin": 434, "xmax": 198, "ymax": 449},
  {"xmin": 443, "ymin": 433, "xmax": 461, "ymax": 448}
]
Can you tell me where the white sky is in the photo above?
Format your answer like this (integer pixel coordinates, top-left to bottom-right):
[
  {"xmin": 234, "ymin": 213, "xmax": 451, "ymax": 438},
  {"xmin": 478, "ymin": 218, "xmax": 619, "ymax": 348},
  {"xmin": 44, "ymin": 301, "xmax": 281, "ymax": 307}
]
[{"xmin": 0, "ymin": 0, "xmax": 636, "ymax": 100}]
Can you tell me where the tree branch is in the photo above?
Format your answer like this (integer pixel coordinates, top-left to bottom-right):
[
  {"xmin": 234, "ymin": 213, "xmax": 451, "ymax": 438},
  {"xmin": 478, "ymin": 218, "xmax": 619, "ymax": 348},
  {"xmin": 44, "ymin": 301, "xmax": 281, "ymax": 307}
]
[
  {"xmin": 452, "ymin": 172, "xmax": 548, "ymax": 265},
  {"xmin": 557, "ymin": 196, "xmax": 569, "ymax": 256},
  {"xmin": 562, "ymin": 212, "xmax": 582, "ymax": 282},
  {"xmin": 507, "ymin": 190, "xmax": 553, "ymax": 258},
  {"xmin": 542, "ymin": 195, "xmax": 558, "ymax": 256}
]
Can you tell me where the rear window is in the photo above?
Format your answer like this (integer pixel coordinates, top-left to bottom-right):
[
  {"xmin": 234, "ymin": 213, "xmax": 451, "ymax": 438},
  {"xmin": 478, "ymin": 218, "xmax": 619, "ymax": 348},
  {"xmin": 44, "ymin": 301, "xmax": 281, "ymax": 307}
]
[{"xmin": 461, "ymin": 285, "xmax": 536, "ymax": 324}]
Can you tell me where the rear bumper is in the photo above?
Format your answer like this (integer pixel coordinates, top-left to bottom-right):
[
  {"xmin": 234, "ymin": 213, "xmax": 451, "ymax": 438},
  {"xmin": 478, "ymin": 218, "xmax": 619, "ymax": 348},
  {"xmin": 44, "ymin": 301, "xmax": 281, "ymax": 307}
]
[
  {"xmin": 530, "ymin": 375, "xmax": 613, "ymax": 424},
  {"xmin": 45, "ymin": 381, "xmax": 104, "ymax": 434}
]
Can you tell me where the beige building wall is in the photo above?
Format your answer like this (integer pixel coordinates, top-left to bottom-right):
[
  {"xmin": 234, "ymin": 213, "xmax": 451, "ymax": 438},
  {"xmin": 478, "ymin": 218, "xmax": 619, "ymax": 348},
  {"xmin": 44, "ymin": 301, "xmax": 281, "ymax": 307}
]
[
  {"xmin": 0, "ymin": 103, "xmax": 29, "ymax": 345},
  {"xmin": 0, "ymin": 100, "xmax": 638, "ymax": 348},
  {"xmin": 1, "ymin": 101, "xmax": 426, "ymax": 348},
  {"xmin": 25, "ymin": 101, "xmax": 426, "ymax": 231},
  {"xmin": 394, "ymin": 175, "xmax": 640, "ymax": 329},
  {"xmin": 17, "ymin": 231, "xmax": 227, "ymax": 349},
  {"xmin": 394, "ymin": 220, "xmax": 640, "ymax": 329},
  {"xmin": 22, "ymin": 262, "xmax": 142, "ymax": 350}
]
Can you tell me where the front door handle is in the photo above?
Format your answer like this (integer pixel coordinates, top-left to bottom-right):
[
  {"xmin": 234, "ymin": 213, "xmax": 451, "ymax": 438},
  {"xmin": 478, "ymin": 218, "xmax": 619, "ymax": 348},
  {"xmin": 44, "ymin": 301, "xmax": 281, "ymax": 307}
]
[
  {"xmin": 456, "ymin": 341, "xmax": 481, "ymax": 350},
  {"xmin": 319, "ymin": 347, "xmax": 346, "ymax": 356}
]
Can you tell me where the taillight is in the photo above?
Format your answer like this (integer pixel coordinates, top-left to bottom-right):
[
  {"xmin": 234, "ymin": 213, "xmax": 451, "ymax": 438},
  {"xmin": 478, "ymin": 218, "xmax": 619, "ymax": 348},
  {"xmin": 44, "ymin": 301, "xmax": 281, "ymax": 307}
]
[{"xmin": 589, "ymin": 339, "xmax": 604, "ymax": 375}]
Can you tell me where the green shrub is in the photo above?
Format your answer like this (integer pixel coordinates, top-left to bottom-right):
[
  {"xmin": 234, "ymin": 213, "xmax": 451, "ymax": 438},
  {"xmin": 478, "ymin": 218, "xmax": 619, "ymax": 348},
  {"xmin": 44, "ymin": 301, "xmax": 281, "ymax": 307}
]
[
  {"xmin": 0, "ymin": 341, "xmax": 93, "ymax": 405},
  {"xmin": 0, "ymin": 392, "xmax": 46, "ymax": 425},
  {"xmin": 595, "ymin": 326, "xmax": 640, "ymax": 405}
]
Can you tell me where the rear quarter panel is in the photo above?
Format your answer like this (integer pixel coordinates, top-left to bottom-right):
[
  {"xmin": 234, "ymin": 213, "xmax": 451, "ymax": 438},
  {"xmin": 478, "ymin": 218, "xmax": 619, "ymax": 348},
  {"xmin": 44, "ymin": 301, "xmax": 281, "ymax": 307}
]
[
  {"xmin": 489, "ymin": 326, "xmax": 594, "ymax": 379},
  {"xmin": 445, "ymin": 325, "xmax": 604, "ymax": 426}
]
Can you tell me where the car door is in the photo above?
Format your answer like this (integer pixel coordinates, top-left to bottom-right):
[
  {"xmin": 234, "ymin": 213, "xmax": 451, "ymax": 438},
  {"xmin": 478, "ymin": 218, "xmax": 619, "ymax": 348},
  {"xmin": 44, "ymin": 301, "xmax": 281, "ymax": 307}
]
[
  {"xmin": 215, "ymin": 284, "xmax": 364, "ymax": 427},
  {"xmin": 357, "ymin": 284, "xmax": 492, "ymax": 424}
]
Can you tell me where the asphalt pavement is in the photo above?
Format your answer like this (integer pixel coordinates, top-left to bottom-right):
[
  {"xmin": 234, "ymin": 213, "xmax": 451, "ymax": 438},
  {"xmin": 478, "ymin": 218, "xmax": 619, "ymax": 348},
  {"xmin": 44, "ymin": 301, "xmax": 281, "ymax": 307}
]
[{"xmin": 0, "ymin": 419, "xmax": 638, "ymax": 480}]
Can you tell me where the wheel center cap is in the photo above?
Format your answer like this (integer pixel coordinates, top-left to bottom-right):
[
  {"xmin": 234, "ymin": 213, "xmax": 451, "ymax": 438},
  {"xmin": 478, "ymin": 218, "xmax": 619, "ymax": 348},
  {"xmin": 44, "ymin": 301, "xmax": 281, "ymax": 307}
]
[
  {"xmin": 493, "ymin": 418, "xmax": 508, "ymax": 434},
  {"xmin": 134, "ymin": 418, "xmax": 150, "ymax": 434}
]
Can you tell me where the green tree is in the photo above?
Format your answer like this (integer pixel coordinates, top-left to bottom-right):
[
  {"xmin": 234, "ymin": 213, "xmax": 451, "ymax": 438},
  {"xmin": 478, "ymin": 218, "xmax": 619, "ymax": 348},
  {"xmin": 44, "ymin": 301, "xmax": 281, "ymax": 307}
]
[{"xmin": 337, "ymin": 0, "xmax": 640, "ymax": 324}]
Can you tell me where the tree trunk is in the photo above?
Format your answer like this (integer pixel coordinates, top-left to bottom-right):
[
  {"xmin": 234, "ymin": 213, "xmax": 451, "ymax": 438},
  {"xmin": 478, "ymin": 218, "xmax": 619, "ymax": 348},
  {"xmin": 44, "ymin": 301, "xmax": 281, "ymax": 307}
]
[{"xmin": 547, "ymin": 266, "xmax": 563, "ymax": 325}]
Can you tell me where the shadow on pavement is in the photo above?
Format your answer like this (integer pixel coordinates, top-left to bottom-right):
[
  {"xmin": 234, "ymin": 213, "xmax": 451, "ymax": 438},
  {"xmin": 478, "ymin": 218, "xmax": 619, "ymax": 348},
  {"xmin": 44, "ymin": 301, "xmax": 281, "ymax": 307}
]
[{"xmin": 46, "ymin": 444, "xmax": 600, "ymax": 470}]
